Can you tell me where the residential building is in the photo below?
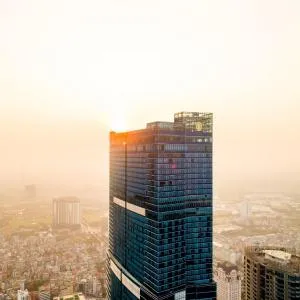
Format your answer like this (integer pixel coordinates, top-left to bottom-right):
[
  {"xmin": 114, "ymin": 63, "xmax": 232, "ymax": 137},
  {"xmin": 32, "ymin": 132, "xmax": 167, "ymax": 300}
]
[
  {"xmin": 0, "ymin": 294, "xmax": 11, "ymax": 300},
  {"xmin": 214, "ymin": 262, "xmax": 241, "ymax": 300},
  {"xmin": 53, "ymin": 293, "xmax": 85, "ymax": 300},
  {"xmin": 244, "ymin": 246, "xmax": 300, "ymax": 299},
  {"xmin": 17, "ymin": 290, "xmax": 29, "ymax": 300},
  {"xmin": 39, "ymin": 290, "xmax": 51, "ymax": 300},
  {"xmin": 52, "ymin": 197, "xmax": 81, "ymax": 227},
  {"xmin": 107, "ymin": 112, "xmax": 216, "ymax": 299}
]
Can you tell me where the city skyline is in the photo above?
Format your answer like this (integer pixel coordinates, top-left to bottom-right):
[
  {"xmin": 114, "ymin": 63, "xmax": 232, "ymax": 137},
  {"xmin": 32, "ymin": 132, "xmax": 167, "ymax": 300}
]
[{"xmin": 1, "ymin": 2, "xmax": 300, "ymax": 300}]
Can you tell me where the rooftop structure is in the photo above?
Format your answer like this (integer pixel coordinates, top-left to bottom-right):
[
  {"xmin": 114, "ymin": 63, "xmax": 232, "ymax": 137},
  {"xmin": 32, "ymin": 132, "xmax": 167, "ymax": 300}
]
[
  {"xmin": 263, "ymin": 249, "xmax": 292, "ymax": 262},
  {"xmin": 216, "ymin": 262, "xmax": 240, "ymax": 275},
  {"xmin": 146, "ymin": 112, "xmax": 213, "ymax": 133},
  {"xmin": 174, "ymin": 112, "xmax": 213, "ymax": 132}
]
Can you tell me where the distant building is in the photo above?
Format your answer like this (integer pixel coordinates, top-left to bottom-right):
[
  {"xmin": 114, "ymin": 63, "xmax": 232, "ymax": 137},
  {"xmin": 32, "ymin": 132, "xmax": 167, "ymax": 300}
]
[
  {"xmin": 39, "ymin": 290, "xmax": 50, "ymax": 300},
  {"xmin": 78, "ymin": 279, "xmax": 87, "ymax": 295},
  {"xmin": 52, "ymin": 197, "xmax": 81, "ymax": 227},
  {"xmin": 239, "ymin": 197, "xmax": 252, "ymax": 222},
  {"xmin": 19, "ymin": 280, "xmax": 25, "ymax": 291},
  {"xmin": 214, "ymin": 262, "xmax": 241, "ymax": 300},
  {"xmin": 17, "ymin": 290, "xmax": 29, "ymax": 300},
  {"xmin": 53, "ymin": 293, "xmax": 85, "ymax": 300},
  {"xmin": 59, "ymin": 285, "xmax": 74, "ymax": 297},
  {"xmin": 244, "ymin": 246, "xmax": 300, "ymax": 299},
  {"xmin": 24, "ymin": 185, "xmax": 36, "ymax": 200},
  {"xmin": 29, "ymin": 291, "xmax": 39, "ymax": 300},
  {"xmin": 0, "ymin": 294, "xmax": 11, "ymax": 300},
  {"xmin": 78, "ymin": 277, "xmax": 101, "ymax": 297}
]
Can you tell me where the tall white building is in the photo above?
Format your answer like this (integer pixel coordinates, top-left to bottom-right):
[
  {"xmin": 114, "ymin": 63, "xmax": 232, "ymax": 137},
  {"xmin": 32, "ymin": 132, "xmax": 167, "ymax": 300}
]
[
  {"xmin": 17, "ymin": 290, "xmax": 29, "ymax": 300},
  {"xmin": 52, "ymin": 197, "xmax": 81, "ymax": 227},
  {"xmin": 239, "ymin": 197, "xmax": 252, "ymax": 221},
  {"xmin": 214, "ymin": 262, "xmax": 241, "ymax": 300}
]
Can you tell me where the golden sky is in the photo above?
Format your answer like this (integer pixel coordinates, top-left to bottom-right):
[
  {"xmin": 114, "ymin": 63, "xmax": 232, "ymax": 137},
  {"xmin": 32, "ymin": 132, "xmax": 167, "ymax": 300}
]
[{"xmin": 0, "ymin": 0, "xmax": 299, "ymax": 186}]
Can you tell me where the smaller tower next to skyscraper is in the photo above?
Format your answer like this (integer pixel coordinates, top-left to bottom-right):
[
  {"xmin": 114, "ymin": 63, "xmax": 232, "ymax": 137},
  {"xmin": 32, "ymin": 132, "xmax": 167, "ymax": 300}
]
[{"xmin": 244, "ymin": 246, "xmax": 300, "ymax": 300}]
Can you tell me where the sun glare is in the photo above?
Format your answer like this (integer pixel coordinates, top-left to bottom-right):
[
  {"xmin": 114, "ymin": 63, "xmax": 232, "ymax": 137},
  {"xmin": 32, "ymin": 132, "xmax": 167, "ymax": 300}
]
[{"xmin": 110, "ymin": 114, "xmax": 127, "ymax": 132}]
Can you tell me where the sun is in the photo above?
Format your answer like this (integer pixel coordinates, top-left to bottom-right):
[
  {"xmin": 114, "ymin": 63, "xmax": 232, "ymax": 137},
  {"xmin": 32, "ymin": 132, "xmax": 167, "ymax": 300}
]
[{"xmin": 110, "ymin": 113, "xmax": 127, "ymax": 132}]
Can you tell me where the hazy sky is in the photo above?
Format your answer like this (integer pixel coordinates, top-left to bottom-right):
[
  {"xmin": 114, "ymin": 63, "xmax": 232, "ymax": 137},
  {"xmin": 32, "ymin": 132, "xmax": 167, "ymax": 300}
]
[{"xmin": 1, "ymin": 0, "xmax": 300, "ymax": 188}]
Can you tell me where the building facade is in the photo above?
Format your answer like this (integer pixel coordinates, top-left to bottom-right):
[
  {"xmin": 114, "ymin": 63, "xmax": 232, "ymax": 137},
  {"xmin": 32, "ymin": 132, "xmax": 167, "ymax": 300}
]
[
  {"xmin": 107, "ymin": 112, "xmax": 216, "ymax": 299},
  {"xmin": 52, "ymin": 197, "xmax": 81, "ymax": 227},
  {"xmin": 214, "ymin": 262, "xmax": 241, "ymax": 300},
  {"xmin": 39, "ymin": 291, "xmax": 51, "ymax": 300},
  {"xmin": 17, "ymin": 290, "xmax": 29, "ymax": 300},
  {"xmin": 53, "ymin": 293, "xmax": 85, "ymax": 300},
  {"xmin": 244, "ymin": 246, "xmax": 300, "ymax": 300}
]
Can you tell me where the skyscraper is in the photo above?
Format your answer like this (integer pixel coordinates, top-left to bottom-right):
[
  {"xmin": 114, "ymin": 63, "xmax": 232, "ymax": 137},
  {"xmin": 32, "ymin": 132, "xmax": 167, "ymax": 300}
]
[
  {"xmin": 52, "ymin": 197, "xmax": 81, "ymax": 227},
  {"xmin": 243, "ymin": 246, "xmax": 300, "ymax": 300},
  {"xmin": 107, "ymin": 112, "xmax": 216, "ymax": 299}
]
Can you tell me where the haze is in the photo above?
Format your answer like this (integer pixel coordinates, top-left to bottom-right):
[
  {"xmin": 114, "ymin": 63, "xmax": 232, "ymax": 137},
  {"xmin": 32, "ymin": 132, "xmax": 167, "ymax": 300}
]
[{"xmin": 1, "ymin": 0, "xmax": 300, "ymax": 193}]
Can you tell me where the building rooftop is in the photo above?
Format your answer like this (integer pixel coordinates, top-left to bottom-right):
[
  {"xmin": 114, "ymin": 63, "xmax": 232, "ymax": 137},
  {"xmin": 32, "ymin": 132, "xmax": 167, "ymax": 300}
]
[
  {"xmin": 112, "ymin": 111, "xmax": 213, "ymax": 133},
  {"xmin": 245, "ymin": 246, "xmax": 300, "ymax": 275},
  {"xmin": 217, "ymin": 261, "xmax": 238, "ymax": 274},
  {"xmin": 263, "ymin": 249, "xmax": 292, "ymax": 261},
  {"xmin": 53, "ymin": 197, "xmax": 80, "ymax": 203}
]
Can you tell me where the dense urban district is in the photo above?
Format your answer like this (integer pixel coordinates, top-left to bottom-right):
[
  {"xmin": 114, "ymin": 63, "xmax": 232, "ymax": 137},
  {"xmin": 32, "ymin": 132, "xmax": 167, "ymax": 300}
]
[
  {"xmin": 0, "ymin": 186, "xmax": 299, "ymax": 300},
  {"xmin": 0, "ymin": 186, "xmax": 107, "ymax": 300}
]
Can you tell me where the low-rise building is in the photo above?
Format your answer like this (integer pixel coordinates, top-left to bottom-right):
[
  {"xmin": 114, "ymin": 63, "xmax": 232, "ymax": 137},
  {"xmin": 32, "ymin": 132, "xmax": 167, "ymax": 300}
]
[{"xmin": 53, "ymin": 292, "xmax": 85, "ymax": 300}]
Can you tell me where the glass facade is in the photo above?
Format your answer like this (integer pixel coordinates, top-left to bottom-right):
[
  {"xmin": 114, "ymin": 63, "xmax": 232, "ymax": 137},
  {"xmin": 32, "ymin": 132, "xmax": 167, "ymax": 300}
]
[{"xmin": 107, "ymin": 112, "xmax": 217, "ymax": 300}]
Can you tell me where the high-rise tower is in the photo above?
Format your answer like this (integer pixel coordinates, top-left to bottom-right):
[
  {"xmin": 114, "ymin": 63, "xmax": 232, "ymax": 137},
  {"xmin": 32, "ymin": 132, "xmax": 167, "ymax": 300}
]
[
  {"xmin": 52, "ymin": 197, "xmax": 81, "ymax": 227},
  {"xmin": 107, "ymin": 112, "xmax": 216, "ymax": 299}
]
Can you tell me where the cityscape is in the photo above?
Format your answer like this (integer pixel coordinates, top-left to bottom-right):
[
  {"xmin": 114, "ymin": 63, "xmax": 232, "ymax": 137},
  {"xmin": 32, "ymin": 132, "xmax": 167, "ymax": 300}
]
[
  {"xmin": 1, "ymin": 113, "xmax": 300, "ymax": 300},
  {"xmin": 1, "ymin": 1, "xmax": 300, "ymax": 300}
]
